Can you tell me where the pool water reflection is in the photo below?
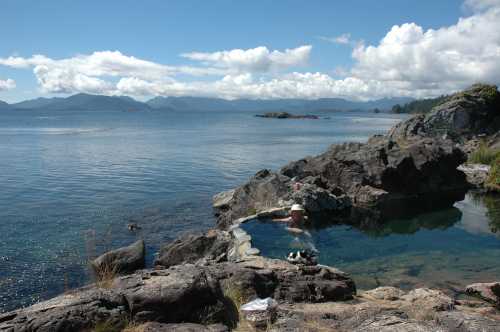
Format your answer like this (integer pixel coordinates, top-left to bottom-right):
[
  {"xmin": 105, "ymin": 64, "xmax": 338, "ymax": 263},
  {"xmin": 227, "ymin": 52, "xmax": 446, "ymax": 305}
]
[{"xmin": 240, "ymin": 193, "xmax": 500, "ymax": 291}]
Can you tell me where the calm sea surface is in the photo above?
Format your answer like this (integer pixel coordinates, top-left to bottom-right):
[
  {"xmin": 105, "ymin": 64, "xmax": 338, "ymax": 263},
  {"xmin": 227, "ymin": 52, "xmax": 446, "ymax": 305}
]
[{"xmin": 1, "ymin": 109, "xmax": 498, "ymax": 312}]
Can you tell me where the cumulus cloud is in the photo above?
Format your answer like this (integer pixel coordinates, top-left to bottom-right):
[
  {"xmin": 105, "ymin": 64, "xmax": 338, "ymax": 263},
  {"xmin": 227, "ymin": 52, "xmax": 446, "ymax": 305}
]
[
  {"xmin": 181, "ymin": 45, "xmax": 311, "ymax": 72},
  {"xmin": 0, "ymin": 78, "xmax": 15, "ymax": 91},
  {"xmin": 1, "ymin": 1, "xmax": 500, "ymax": 101},
  {"xmin": 350, "ymin": 4, "xmax": 500, "ymax": 96},
  {"xmin": 463, "ymin": 0, "xmax": 500, "ymax": 11}
]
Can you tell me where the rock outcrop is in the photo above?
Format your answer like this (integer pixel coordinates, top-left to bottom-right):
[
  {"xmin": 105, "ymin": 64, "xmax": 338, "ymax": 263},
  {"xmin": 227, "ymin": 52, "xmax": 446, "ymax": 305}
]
[
  {"xmin": 214, "ymin": 135, "xmax": 468, "ymax": 229},
  {"xmin": 466, "ymin": 282, "xmax": 500, "ymax": 306},
  {"xmin": 213, "ymin": 85, "xmax": 500, "ymax": 228},
  {"xmin": 270, "ymin": 286, "xmax": 500, "ymax": 332},
  {"xmin": 389, "ymin": 84, "xmax": 500, "ymax": 143},
  {"xmin": 155, "ymin": 230, "xmax": 231, "ymax": 268},
  {"xmin": 91, "ymin": 239, "xmax": 145, "ymax": 277},
  {"xmin": 133, "ymin": 322, "xmax": 229, "ymax": 332},
  {"xmin": 0, "ymin": 256, "xmax": 356, "ymax": 332},
  {"xmin": 255, "ymin": 112, "xmax": 319, "ymax": 119}
]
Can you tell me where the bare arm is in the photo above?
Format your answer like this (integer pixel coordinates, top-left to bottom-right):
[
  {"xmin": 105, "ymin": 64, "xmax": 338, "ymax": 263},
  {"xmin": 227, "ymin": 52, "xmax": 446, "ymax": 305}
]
[{"xmin": 272, "ymin": 216, "xmax": 291, "ymax": 222}]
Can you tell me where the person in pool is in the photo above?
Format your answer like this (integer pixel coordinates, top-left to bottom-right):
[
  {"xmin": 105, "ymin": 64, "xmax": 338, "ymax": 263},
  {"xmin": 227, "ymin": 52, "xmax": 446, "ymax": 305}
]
[{"xmin": 273, "ymin": 204, "xmax": 308, "ymax": 234}]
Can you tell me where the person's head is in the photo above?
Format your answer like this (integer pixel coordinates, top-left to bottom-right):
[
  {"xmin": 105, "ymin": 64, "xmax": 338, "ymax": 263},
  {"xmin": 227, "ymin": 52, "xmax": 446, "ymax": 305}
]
[{"xmin": 290, "ymin": 204, "xmax": 305, "ymax": 223}]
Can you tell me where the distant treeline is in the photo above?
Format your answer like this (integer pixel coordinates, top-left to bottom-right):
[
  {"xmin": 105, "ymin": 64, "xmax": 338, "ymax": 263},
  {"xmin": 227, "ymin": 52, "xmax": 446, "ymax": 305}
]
[{"xmin": 391, "ymin": 95, "xmax": 449, "ymax": 114}]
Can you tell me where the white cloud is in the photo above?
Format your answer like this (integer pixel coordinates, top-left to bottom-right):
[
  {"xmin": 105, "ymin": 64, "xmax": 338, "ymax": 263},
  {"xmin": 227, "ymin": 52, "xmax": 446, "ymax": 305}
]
[
  {"xmin": 350, "ymin": 4, "xmax": 500, "ymax": 96},
  {"xmin": 181, "ymin": 45, "xmax": 311, "ymax": 72},
  {"xmin": 463, "ymin": 0, "xmax": 500, "ymax": 11},
  {"xmin": 1, "ymin": 1, "xmax": 500, "ymax": 101},
  {"xmin": 318, "ymin": 33, "xmax": 352, "ymax": 45},
  {"xmin": 0, "ymin": 78, "xmax": 15, "ymax": 91}
]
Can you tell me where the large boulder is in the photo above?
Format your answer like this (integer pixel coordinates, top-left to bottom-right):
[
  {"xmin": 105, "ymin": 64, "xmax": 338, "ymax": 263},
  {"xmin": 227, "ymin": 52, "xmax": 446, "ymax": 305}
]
[
  {"xmin": 389, "ymin": 84, "xmax": 500, "ymax": 142},
  {"xmin": 0, "ymin": 265, "xmax": 227, "ymax": 331},
  {"xmin": 214, "ymin": 135, "xmax": 468, "ymax": 228},
  {"xmin": 466, "ymin": 282, "xmax": 500, "ymax": 305},
  {"xmin": 208, "ymin": 256, "xmax": 356, "ymax": 304},
  {"xmin": 91, "ymin": 240, "xmax": 145, "ymax": 277},
  {"xmin": 116, "ymin": 265, "xmax": 226, "ymax": 323},
  {"xmin": 213, "ymin": 169, "xmax": 291, "ymax": 229},
  {"xmin": 155, "ymin": 230, "xmax": 231, "ymax": 268},
  {"xmin": 0, "ymin": 287, "xmax": 128, "ymax": 332}
]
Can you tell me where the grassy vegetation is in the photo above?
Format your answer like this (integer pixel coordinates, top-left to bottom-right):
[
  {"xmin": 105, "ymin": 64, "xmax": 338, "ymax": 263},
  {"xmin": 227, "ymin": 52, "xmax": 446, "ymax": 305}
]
[
  {"xmin": 468, "ymin": 143, "xmax": 500, "ymax": 165},
  {"xmin": 92, "ymin": 319, "xmax": 129, "ymax": 332},
  {"xmin": 91, "ymin": 260, "xmax": 119, "ymax": 289},
  {"xmin": 486, "ymin": 155, "xmax": 500, "ymax": 192}
]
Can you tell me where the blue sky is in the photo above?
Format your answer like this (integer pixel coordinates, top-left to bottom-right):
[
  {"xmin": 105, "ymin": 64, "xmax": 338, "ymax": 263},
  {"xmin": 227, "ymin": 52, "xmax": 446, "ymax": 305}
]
[{"xmin": 0, "ymin": 0, "xmax": 498, "ymax": 102}]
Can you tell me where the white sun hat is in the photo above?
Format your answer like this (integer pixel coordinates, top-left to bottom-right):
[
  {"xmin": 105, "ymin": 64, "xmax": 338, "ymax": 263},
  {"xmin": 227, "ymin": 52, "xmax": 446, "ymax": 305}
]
[{"xmin": 291, "ymin": 204, "xmax": 305, "ymax": 211}]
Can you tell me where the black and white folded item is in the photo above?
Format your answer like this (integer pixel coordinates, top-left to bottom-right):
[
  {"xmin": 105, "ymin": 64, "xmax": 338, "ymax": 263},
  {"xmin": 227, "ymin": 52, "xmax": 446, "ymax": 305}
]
[{"xmin": 286, "ymin": 250, "xmax": 317, "ymax": 265}]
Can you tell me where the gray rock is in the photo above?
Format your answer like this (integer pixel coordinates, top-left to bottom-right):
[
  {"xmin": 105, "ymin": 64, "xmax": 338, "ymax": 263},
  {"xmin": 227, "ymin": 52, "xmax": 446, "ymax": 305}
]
[
  {"xmin": 155, "ymin": 230, "xmax": 231, "ymax": 268},
  {"xmin": 0, "ymin": 265, "xmax": 227, "ymax": 331},
  {"xmin": 362, "ymin": 286, "xmax": 406, "ymax": 301},
  {"xmin": 214, "ymin": 135, "xmax": 468, "ymax": 228},
  {"xmin": 117, "ymin": 265, "xmax": 226, "ymax": 323},
  {"xmin": 255, "ymin": 112, "xmax": 319, "ymax": 119},
  {"xmin": 138, "ymin": 322, "xmax": 229, "ymax": 332},
  {"xmin": 210, "ymin": 257, "xmax": 356, "ymax": 303},
  {"xmin": 435, "ymin": 311, "xmax": 500, "ymax": 332},
  {"xmin": 466, "ymin": 282, "xmax": 500, "ymax": 305},
  {"xmin": 91, "ymin": 239, "xmax": 145, "ymax": 277},
  {"xmin": 457, "ymin": 164, "xmax": 491, "ymax": 188},
  {"xmin": 0, "ymin": 287, "xmax": 128, "ymax": 332},
  {"xmin": 0, "ymin": 256, "xmax": 356, "ymax": 331},
  {"xmin": 213, "ymin": 169, "xmax": 292, "ymax": 229},
  {"xmin": 389, "ymin": 84, "xmax": 500, "ymax": 142}
]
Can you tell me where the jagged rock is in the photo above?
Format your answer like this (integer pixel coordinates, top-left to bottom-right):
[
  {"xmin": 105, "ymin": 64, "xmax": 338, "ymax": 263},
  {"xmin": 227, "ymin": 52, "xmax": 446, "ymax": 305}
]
[
  {"xmin": 362, "ymin": 286, "xmax": 406, "ymax": 301},
  {"xmin": 214, "ymin": 135, "xmax": 468, "ymax": 228},
  {"xmin": 0, "ymin": 256, "xmax": 355, "ymax": 331},
  {"xmin": 0, "ymin": 287, "xmax": 128, "ymax": 332},
  {"xmin": 400, "ymin": 288, "xmax": 455, "ymax": 314},
  {"xmin": 466, "ymin": 282, "xmax": 500, "ymax": 305},
  {"xmin": 213, "ymin": 170, "xmax": 291, "ymax": 229},
  {"xmin": 457, "ymin": 163, "xmax": 491, "ymax": 188},
  {"xmin": 389, "ymin": 84, "xmax": 500, "ymax": 143},
  {"xmin": 0, "ymin": 265, "xmax": 226, "ymax": 331},
  {"xmin": 269, "ymin": 286, "xmax": 500, "ymax": 332},
  {"xmin": 138, "ymin": 322, "xmax": 229, "ymax": 332},
  {"xmin": 91, "ymin": 240, "xmax": 145, "ymax": 277},
  {"xmin": 155, "ymin": 230, "xmax": 231, "ymax": 268},
  {"xmin": 435, "ymin": 311, "xmax": 500, "ymax": 332},
  {"xmin": 209, "ymin": 256, "xmax": 356, "ymax": 303},
  {"xmin": 116, "ymin": 265, "xmax": 225, "ymax": 323},
  {"xmin": 290, "ymin": 182, "xmax": 351, "ymax": 213}
]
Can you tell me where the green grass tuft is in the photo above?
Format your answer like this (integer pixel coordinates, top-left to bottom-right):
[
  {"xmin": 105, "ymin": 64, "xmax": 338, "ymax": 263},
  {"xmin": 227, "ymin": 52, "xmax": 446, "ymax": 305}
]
[
  {"xmin": 486, "ymin": 155, "xmax": 500, "ymax": 192},
  {"xmin": 468, "ymin": 143, "xmax": 500, "ymax": 165}
]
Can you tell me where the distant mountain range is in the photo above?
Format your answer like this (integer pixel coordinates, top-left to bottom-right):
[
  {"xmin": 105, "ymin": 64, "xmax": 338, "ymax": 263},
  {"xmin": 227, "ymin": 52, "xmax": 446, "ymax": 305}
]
[{"xmin": 0, "ymin": 93, "xmax": 413, "ymax": 112}]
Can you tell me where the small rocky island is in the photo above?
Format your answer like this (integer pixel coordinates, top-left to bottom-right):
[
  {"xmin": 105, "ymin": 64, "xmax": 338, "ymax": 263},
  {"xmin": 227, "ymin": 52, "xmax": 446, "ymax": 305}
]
[
  {"xmin": 2, "ymin": 84, "xmax": 500, "ymax": 331},
  {"xmin": 255, "ymin": 112, "xmax": 319, "ymax": 119}
]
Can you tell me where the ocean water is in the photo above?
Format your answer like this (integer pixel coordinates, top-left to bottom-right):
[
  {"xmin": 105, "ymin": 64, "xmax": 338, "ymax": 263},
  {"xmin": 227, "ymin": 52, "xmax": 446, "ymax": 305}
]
[{"xmin": 0, "ymin": 108, "xmax": 495, "ymax": 312}]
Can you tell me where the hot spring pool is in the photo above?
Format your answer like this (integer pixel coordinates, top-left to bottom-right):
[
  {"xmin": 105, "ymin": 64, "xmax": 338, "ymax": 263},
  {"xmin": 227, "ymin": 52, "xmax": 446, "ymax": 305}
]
[{"xmin": 240, "ymin": 193, "xmax": 500, "ymax": 292}]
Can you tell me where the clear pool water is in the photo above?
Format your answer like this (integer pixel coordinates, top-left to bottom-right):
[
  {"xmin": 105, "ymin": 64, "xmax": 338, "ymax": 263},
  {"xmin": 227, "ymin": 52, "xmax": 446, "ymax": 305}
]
[{"xmin": 241, "ymin": 193, "xmax": 500, "ymax": 292}]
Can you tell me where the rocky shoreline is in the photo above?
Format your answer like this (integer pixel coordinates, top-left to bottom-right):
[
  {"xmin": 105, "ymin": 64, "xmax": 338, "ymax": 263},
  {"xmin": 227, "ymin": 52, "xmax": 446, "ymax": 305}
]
[{"xmin": 1, "ymin": 84, "xmax": 500, "ymax": 331}]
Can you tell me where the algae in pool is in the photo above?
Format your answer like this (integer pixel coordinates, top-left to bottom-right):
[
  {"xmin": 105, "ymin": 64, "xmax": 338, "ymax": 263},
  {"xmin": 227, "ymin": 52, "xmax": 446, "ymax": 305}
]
[{"xmin": 240, "ymin": 193, "xmax": 500, "ymax": 291}]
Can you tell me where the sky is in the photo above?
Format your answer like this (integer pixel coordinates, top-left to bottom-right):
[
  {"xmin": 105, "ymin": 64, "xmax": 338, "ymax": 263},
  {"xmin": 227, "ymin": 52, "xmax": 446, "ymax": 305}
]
[{"xmin": 0, "ymin": 0, "xmax": 499, "ymax": 103}]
